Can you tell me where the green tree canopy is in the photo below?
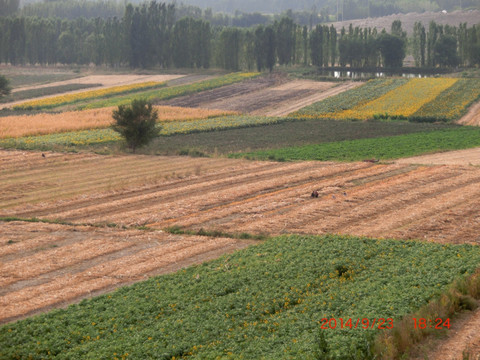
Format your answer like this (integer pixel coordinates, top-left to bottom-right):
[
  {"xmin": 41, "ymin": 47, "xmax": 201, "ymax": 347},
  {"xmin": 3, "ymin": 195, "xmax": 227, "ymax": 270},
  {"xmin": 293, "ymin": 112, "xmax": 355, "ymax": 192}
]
[
  {"xmin": 0, "ymin": 75, "xmax": 11, "ymax": 98},
  {"xmin": 376, "ymin": 33, "xmax": 406, "ymax": 68},
  {"xmin": 111, "ymin": 99, "xmax": 160, "ymax": 153},
  {"xmin": 434, "ymin": 34, "xmax": 460, "ymax": 67}
]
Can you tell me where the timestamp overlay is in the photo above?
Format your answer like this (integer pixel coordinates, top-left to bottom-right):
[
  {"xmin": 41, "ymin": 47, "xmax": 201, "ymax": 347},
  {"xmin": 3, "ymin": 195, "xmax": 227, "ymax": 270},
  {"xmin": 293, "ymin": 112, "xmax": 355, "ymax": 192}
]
[{"xmin": 319, "ymin": 317, "xmax": 451, "ymax": 330}]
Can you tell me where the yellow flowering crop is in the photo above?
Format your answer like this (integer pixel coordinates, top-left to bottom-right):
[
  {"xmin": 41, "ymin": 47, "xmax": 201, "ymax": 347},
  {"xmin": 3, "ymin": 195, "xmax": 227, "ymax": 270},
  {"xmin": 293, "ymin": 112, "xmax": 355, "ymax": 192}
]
[
  {"xmin": 334, "ymin": 78, "xmax": 457, "ymax": 120},
  {"xmin": 14, "ymin": 81, "xmax": 165, "ymax": 110}
]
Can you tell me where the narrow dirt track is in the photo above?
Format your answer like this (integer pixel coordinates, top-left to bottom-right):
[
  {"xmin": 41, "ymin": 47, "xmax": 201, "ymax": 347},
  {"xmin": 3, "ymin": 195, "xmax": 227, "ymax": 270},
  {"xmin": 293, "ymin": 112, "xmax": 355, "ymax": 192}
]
[{"xmin": 457, "ymin": 100, "xmax": 480, "ymax": 126}]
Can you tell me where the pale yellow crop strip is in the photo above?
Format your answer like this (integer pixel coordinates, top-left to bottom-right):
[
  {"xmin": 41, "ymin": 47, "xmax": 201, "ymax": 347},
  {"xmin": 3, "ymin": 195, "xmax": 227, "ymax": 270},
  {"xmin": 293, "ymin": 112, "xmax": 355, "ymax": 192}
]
[
  {"xmin": 0, "ymin": 106, "xmax": 237, "ymax": 139},
  {"xmin": 334, "ymin": 78, "xmax": 458, "ymax": 120},
  {"xmin": 14, "ymin": 81, "xmax": 164, "ymax": 109}
]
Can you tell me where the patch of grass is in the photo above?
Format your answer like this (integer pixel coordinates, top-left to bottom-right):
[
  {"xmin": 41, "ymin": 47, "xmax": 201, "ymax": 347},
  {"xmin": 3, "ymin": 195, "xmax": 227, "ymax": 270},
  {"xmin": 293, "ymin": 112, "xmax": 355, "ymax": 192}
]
[
  {"xmin": 164, "ymin": 225, "xmax": 268, "ymax": 241},
  {"xmin": 232, "ymin": 127, "xmax": 480, "ymax": 162}
]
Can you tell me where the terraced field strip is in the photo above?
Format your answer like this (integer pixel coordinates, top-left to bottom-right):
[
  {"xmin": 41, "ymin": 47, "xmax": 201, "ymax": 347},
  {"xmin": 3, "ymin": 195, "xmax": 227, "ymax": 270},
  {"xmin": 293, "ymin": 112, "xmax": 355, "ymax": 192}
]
[
  {"xmin": 262, "ymin": 81, "xmax": 362, "ymax": 117},
  {"xmin": 157, "ymin": 73, "xmax": 287, "ymax": 109},
  {"xmin": 2, "ymin": 75, "xmax": 184, "ymax": 109},
  {"xmin": 2, "ymin": 151, "xmax": 480, "ymax": 246},
  {"xmin": 0, "ymin": 222, "xmax": 251, "ymax": 324},
  {"xmin": 0, "ymin": 151, "xmax": 263, "ymax": 213},
  {"xmin": 195, "ymin": 79, "xmax": 337, "ymax": 115}
]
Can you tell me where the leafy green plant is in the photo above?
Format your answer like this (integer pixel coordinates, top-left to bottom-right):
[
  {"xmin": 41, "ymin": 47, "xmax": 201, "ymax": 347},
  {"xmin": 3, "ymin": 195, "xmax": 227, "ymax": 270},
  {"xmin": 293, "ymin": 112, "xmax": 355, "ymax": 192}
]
[
  {"xmin": 111, "ymin": 99, "xmax": 160, "ymax": 153},
  {"xmin": 2, "ymin": 234, "xmax": 480, "ymax": 360}
]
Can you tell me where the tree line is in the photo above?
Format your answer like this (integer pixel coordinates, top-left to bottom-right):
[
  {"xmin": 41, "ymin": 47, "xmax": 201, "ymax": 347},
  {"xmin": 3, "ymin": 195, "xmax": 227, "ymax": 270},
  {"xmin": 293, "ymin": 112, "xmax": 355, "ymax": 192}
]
[{"xmin": 0, "ymin": 1, "xmax": 479, "ymax": 70}]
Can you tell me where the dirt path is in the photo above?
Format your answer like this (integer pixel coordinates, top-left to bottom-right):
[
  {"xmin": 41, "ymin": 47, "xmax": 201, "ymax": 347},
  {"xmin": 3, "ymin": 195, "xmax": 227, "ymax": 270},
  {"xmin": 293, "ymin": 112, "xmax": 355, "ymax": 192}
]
[
  {"xmin": 396, "ymin": 147, "xmax": 480, "ymax": 166},
  {"xmin": 411, "ymin": 305, "xmax": 480, "ymax": 359},
  {"xmin": 1, "ymin": 74, "xmax": 185, "ymax": 109},
  {"xmin": 458, "ymin": 101, "xmax": 480, "ymax": 126}
]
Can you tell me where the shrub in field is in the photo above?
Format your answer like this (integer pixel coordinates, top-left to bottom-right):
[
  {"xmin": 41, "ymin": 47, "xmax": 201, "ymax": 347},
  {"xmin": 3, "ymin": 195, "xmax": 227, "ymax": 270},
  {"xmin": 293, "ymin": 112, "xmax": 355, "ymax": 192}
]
[
  {"xmin": 0, "ymin": 74, "xmax": 11, "ymax": 98},
  {"xmin": 111, "ymin": 99, "xmax": 160, "ymax": 153}
]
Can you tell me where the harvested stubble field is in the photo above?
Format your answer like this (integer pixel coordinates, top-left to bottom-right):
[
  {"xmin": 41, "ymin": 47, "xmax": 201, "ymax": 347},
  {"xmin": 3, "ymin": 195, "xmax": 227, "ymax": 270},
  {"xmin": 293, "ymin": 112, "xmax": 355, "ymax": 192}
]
[
  {"xmin": 0, "ymin": 106, "xmax": 236, "ymax": 139},
  {"xmin": 3, "ymin": 150, "xmax": 480, "ymax": 246},
  {"xmin": 2, "ymin": 150, "xmax": 480, "ymax": 344},
  {"xmin": 0, "ymin": 221, "xmax": 251, "ymax": 324}
]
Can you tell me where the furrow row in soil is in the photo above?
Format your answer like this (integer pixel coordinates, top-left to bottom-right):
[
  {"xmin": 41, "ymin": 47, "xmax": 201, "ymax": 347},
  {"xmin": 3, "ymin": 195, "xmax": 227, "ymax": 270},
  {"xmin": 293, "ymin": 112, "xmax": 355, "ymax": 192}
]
[
  {"xmin": 2, "ymin": 156, "xmax": 268, "ymax": 214},
  {"xmin": 197, "ymin": 165, "xmax": 445, "ymax": 232},
  {"xmin": 153, "ymin": 164, "xmax": 405, "ymax": 230},
  {"xmin": 0, "ymin": 231, "xmax": 244, "ymax": 324},
  {"xmin": 22, "ymin": 162, "xmax": 362, "ymax": 223}
]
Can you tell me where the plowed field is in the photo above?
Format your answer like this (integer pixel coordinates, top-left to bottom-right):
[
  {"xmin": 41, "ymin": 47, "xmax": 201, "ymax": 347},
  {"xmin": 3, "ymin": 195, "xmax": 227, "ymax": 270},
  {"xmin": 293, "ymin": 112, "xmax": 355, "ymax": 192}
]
[
  {"xmin": 2, "ymin": 150, "xmax": 480, "ymax": 323},
  {"xmin": 3, "ymin": 150, "xmax": 479, "ymax": 245},
  {"xmin": 156, "ymin": 74, "xmax": 355, "ymax": 115},
  {"xmin": 0, "ymin": 221, "xmax": 250, "ymax": 324}
]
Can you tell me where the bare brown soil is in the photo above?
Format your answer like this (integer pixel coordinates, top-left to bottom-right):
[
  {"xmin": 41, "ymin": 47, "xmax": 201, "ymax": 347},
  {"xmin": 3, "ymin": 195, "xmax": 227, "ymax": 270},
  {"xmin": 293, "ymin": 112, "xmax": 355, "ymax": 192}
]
[
  {"xmin": 328, "ymin": 10, "xmax": 480, "ymax": 35},
  {"xmin": 396, "ymin": 147, "xmax": 480, "ymax": 166},
  {"xmin": 458, "ymin": 101, "xmax": 480, "ymax": 126},
  {"xmin": 156, "ymin": 74, "xmax": 352, "ymax": 115}
]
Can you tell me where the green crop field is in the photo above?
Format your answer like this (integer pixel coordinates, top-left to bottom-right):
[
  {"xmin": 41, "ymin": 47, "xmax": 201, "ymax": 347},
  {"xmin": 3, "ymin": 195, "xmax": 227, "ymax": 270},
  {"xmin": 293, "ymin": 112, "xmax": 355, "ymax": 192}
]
[
  {"xmin": 1, "ymin": 234, "xmax": 479, "ymax": 359},
  {"xmin": 232, "ymin": 127, "xmax": 480, "ymax": 162},
  {"xmin": 0, "ymin": 117, "xmax": 458, "ymax": 155}
]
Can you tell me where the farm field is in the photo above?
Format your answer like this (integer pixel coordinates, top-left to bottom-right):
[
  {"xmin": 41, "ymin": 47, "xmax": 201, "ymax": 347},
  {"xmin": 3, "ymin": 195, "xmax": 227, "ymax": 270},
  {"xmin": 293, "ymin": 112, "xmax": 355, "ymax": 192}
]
[
  {"xmin": 2, "ymin": 151, "xmax": 480, "ymax": 246},
  {"xmin": 1, "ymin": 74, "xmax": 185, "ymax": 110},
  {"xmin": 0, "ymin": 106, "xmax": 237, "ymax": 139},
  {"xmin": 2, "ymin": 233, "xmax": 480, "ymax": 359},
  {"xmin": 1, "ymin": 66, "xmax": 480, "ymax": 358},
  {"xmin": 292, "ymin": 78, "xmax": 480, "ymax": 122},
  {"xmin": 0, "ymin": 221, "xmax": 251, "ymax": 324}
]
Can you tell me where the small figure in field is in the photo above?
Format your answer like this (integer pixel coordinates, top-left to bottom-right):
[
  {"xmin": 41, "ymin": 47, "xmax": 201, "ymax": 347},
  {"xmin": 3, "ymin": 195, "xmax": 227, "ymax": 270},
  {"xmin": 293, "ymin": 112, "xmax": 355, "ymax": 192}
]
[
  {"xmin": 311, "ymin": 190, "xmax": 319, "ymax": 198},
  {"xmin": 41, "ymin": 153, "xmax": 46, "ymax": 158},
  {"xmin": 363, "ymin": 158, "xmax": 379, "ymax": 163},
  {"xmin": 343, "ymin": 192, "xmax": 347, "ymax": 196}
]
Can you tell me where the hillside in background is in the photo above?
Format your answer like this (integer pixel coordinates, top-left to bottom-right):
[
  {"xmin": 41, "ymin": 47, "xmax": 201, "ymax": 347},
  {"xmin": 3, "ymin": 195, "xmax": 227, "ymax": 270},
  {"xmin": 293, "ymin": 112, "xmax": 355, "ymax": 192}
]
[{"xmin": 17, "ymin": 0, "xmax": 480, "ymax": 18}]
